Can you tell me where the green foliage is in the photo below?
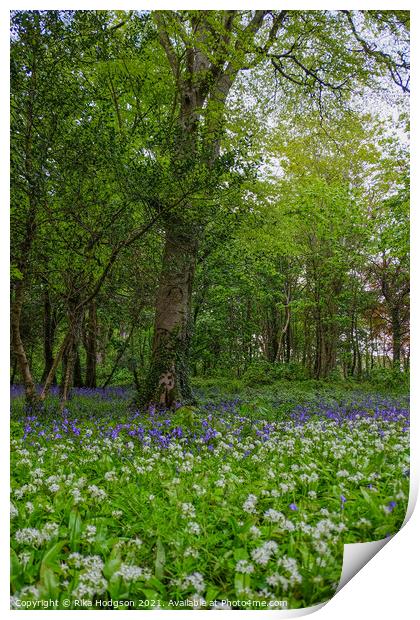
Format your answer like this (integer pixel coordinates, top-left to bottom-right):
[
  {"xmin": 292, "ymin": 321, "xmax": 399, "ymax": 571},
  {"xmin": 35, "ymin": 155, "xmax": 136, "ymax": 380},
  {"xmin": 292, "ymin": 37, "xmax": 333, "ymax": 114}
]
[
  {"xmin": 10, "ymin": 10, "xmax": 409, "ymax": 406},
  {"xmin": 242, "ymin": 361, "xmax": 309, "ymax": 386},
  {"xmin": 369, "ymin": 367, "xmax": 409, "ymax": 392},
  {"xmin": 10, "ymin": 386, "xmax": 409, "ymax": 609}
]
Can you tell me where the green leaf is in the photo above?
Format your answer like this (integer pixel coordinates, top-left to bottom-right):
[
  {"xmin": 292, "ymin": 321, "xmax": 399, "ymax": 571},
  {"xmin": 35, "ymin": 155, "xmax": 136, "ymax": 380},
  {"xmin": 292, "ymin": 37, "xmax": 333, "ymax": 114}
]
[
  {"xmin": 233, "ymin": 547, "xmax": 248, "ymax": 561},
  {"xmin": 103, "ymin": 557, "xmax": 122, "ymax": 580},
  {"xmin": 41, "ymin": 540, "xmax": 68, "ymax": 573},
  {"xmin": 40, "ymin": 566, "xmax": 59, "ymax": 599},
  {"xmin": 234, "ymin": 573, "xmax": 244, "ymax": 597},
  {"xmin": 154, "ymin": 537, "xmax": 166, "ymax": 580},
  {"xmin": 68, "ymin": 510, "xmax": 82, "ymax": 551}
]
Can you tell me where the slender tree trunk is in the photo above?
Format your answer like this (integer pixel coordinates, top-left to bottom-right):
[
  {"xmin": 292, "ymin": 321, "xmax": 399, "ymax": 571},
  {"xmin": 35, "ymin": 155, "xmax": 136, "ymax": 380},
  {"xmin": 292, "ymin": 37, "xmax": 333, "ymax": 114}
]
[
  {"xmin": 73, "ymin": 347, "xmax": 83, "ymax": 387},
  {"xmin": 41, "ymin": 290, "xmax": 56, "ymax": 383},
  {"xmin": 40, "ymin": 331, "xmax": 72, "ymax": 400},
  {"xmin": 102, "ymin": 324, "xmax": 134, "ymax": 388},
  {"xmin": 391, "ymin": 306, "xmax": 402, "ymax": 367},
  {"xmin": 11, "ymin": 356, "xmax": 17, "ymax": 385},
  {"xmin": 314, "ymin": 307, "xmax": 323, "ymax": 379},
  {"xmin": 59, "ymin": 309, "xmax": 83, "ymax": 407},
  {"xmin": 141, "ymin": 225, "xmax": 198, "ymax": 406},
  {"xmin": 60, "ymin": 339, "xmax": 75, "ymax": 407},
  {"xmin": 11, "ymin": 280, "xmax": 38, "ymax": 405},
  {"xmin": 85, "ymin": 300, "xmax": 97, "ymax": 388}
]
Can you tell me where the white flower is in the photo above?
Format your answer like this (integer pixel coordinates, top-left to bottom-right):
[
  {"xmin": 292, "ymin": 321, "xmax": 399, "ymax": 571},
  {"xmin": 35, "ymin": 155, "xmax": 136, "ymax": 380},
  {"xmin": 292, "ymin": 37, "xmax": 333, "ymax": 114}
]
[
  {"xmin": 71, "ymin": 488, "xmax": 83, "ymax": 504},
  {"xmin": 251, "ymin": 541, "xmax": 278, "ymax": 565},
  {"xmin": 10, "ymin": 502, "xmax": 18, "ymax": 518},
  {"xmin": 130, "ymin": 537, "xmax": 143, "ymax": 548},
  {"xmin": 182, "ymin": 572, "xmax": 205, "ymax": 593},
  {"xmin": 264, "ymin": 509, "xmax": 284, "ymax": 523},
  {"xmin": 25, "ymin": 501, "xmax": 34, "ymax": 513},
  {"xmin": 19, "ymin": 552, "xmax": 31, "ymax": 567},
  {"xmin": 266, "ymin": 572, "xmax": 289, "ymax": 590},
  {"xmin": 104, "ymin": 470, "xmax": 117, "ymax": 481},
  {"xmin": 186, "ymin": 521, "xmax": 201, "ymax": 535},
  {"xmin": 235, "ymin": 560, "xmax": 254, "ymax": 574},
  {"xmin": 68, "ymin": 552, "xmax": 83, "ymax": 568},
  {"xmin": 20, "ymin": 585, "xmax": 40, "ymax": 598},
  {"xmin": 249, "ymin": 525, "xmax": 261, "ymax": 538},
  {"xmin": 337, "ymin": 470, "xmax": 350, "ymax": 478},
  {"xmin": 116, "ymin": 564, "xmax": 148, "ymax": 582},
  {"xmin": 181, "ymin": 503, "xmax": 196, "ymax": 518},
  {"xmin": 72, "ymin": 568, "xmax": 107, "ymax": 599},
  {"xmin": 112, "ymin": 510, "xmax": 123, "ymax": 518},
  {"xmin": 83, "ymin": 525, "xmax": 97, "ymax": 543},
  {"xmin": 278, "ymin": 556, "xmax": 302, "ymax": 585},
  {"xmin": 87, "ymin": 485, "xmax": 107, "ymax": 500},
  {"xmin": 15, "ymin": 522, "xmax": 59, "ymax": 547},
  {"xmin": 243, "ymin": 494, "xmax": 258, "ymax": 514},
  {"xmin": 313, "ymin": 540, "xmax": 329, "ymax": 555},
  {"xmin": 41, "ymin": 522, "xmax": 59, "ymax": 541}
]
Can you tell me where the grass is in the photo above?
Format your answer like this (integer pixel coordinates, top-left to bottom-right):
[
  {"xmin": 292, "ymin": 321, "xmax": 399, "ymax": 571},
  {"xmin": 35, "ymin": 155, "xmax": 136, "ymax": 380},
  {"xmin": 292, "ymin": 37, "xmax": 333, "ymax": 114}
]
[{"xmin": 10, "ymin": 381, "xmax": 409, "ymax": 610}]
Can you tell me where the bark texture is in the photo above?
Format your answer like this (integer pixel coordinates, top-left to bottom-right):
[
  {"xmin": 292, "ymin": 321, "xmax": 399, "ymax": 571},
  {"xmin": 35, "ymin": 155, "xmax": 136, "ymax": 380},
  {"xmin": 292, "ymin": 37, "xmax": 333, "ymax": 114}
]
[
  {"xmin": 142, "ymin": 226, "xmax": 198, "ymax": 406},
  {"xmin": 11, "ymin": 280, "xmax": 38, "ymax": 405},
  {"xmin": 85, "ymin": 300, "xmax": 97, "ymax": 388}
]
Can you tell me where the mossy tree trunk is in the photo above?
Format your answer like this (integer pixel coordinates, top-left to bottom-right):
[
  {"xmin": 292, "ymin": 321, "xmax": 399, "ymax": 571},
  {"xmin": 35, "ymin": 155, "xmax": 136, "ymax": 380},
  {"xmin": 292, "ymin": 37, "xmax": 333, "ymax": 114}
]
[
  {"xmin": 141, "ymin": 11, "xmax": 270, "ymax": 406},
  {"xmin": 142, "ymin": 224, "xmax": 198, "ymax": 407}
]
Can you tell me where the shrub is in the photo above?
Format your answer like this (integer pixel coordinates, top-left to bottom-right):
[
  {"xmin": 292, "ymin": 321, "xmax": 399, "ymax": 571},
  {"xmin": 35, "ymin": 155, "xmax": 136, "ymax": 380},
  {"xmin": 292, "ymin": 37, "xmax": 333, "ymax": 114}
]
[
  {"xmin": 242, "ymin": 361, "xmax": 276, "ymax": 386},
  {"xmin": 273, "ymin": 362, "xmax": 310, "ymax": 382},
  {"xmin": 369, "ymin": 366, "xmax": 409, "ymax": 391}
]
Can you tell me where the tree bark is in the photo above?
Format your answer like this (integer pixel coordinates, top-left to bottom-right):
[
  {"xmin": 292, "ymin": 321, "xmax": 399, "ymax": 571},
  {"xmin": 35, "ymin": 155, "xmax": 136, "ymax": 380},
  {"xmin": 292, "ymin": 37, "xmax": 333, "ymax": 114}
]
[
  {"xmin": 40, "ymin": 330, "xmax": 71, "ymax": 400},
  {"xmin": 391, "ymin": 306, "xmax": 402, "ymax": 367},
  {"xmin": 85, "ymin": 300, "xmax": 97, "ymax": 388},
  {"xmin": 142, "ymin": 225, "xmax": 198, "ymax": 406},
  {"xmin": 11, "ymin": 280, "xmax": 38, "ymax": 405},
  {"xmin": 142, "ymin": 11, "xmax": 270, "ymax": 405},
  {"xmin": 11, "ymin": 356, "xmax": 17, "ymax": 385},
  {"xmin": 59, "ymin": 309, "xmax": 83, "ymax": 407},
  {"xmin": 41, "ymin": 289, "xmax": 56, "ymax": 383},
  {"xmin": 73, "ymin": 347, "xmax": 83, "ymax": 387}
]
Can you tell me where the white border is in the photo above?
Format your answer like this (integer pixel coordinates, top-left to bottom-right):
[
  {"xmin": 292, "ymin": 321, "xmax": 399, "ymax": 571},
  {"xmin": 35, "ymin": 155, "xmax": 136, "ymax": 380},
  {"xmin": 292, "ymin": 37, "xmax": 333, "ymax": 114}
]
[{"xmin": 2, "ymin": 2, "xmax": 418, "ymax": 618}]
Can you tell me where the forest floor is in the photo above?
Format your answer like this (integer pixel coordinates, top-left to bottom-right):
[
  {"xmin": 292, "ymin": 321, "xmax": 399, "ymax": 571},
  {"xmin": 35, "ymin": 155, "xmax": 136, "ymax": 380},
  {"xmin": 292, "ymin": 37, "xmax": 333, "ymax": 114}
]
[{"xmin": 10, "ymin": 380, "xmax": 409, "ymax": 610}]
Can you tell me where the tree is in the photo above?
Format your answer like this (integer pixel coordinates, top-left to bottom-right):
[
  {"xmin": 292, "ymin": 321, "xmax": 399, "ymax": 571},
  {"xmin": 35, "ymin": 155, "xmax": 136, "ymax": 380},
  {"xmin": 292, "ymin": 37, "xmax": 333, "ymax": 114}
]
[{"xmin": 141, "ymin": 9, "xmax": 409, "ymax": 405}]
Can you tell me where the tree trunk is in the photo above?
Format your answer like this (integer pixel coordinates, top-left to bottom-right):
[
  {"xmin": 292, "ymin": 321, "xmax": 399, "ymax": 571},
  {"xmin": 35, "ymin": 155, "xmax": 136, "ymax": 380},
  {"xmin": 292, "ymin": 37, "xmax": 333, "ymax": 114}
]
[
  {"xmin": 40, "ymin": 330, "xmax": 72, "ymax": 400},
  {"xmin": 60, "ymin": 339, "xmax": 75, "ymax": 407},
  {"xmin": 391, "ymin": 306, "xmax": 402, "ymax": 367},
  {"xmin": 102, "ymin": 324, "xmax": 134, "ymax": 388},
  {"xmin": 73, "ymin": 347, "xmax": 83, "ymax": 387},
  {"xmin": 11, "ymin": 280, "xmax": 38, "ymax": 405},
  {"xmin": 141, "ymin": 225, "xmax": 198, "ymax": 406},
  {"xmin": 41, "ymin": 289, "xmax": 56, "ymax": 383},
  {"xmin": 58, "ymin": 306, "xmax": 83, "ymax": 406},
  {"xmin": 85, "ymin": 300, "xmax": 97, "ymax": 388},
  {"xmin": 11, "ymin": 356, "xmax": 17, "ymax": 385}
]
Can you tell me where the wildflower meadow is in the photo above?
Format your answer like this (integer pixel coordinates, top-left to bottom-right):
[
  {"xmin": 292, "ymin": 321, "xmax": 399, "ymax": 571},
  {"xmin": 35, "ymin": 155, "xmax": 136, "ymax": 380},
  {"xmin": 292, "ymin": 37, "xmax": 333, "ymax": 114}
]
[{"xmin": 10, "ymin": 384, "xmax": 409, "ymax": 610}]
